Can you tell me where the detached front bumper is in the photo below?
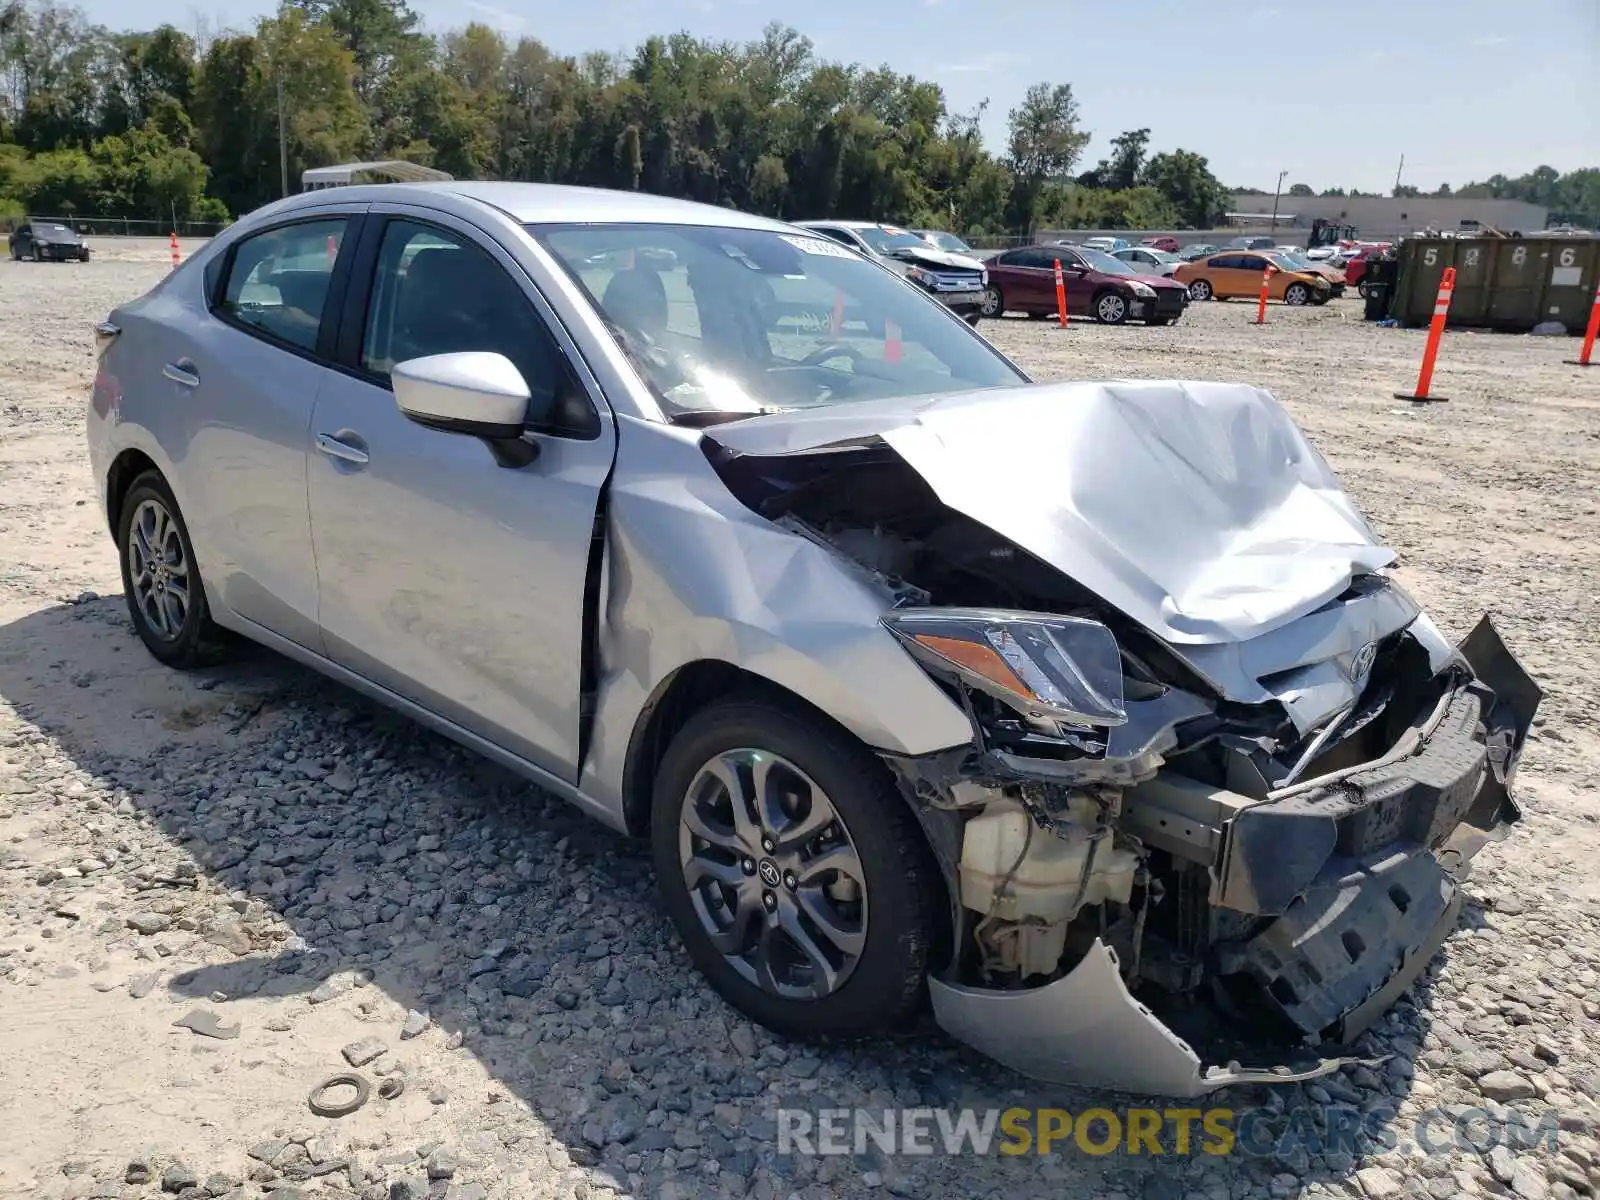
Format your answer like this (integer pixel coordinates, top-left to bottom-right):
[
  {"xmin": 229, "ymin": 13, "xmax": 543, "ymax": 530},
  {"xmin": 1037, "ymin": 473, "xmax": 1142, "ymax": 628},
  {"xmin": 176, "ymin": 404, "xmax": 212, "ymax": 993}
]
[{"xmin": 928, "ymin": 616, "xmax": 1540, "ymax": 1094}]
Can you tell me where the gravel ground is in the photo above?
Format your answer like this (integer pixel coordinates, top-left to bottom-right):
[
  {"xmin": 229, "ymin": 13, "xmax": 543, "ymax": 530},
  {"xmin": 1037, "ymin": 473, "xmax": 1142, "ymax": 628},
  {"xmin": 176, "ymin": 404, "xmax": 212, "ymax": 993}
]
[{"xmin": 2, "ymin": 243, "xmax": 1598, "ymax": 1200}]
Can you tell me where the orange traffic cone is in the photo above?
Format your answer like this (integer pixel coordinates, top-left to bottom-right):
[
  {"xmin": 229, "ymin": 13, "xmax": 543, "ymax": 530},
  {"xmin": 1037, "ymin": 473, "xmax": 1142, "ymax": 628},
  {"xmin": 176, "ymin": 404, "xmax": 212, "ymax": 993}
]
[{"xmin": 169, "ymin": 231, "xmax": 180, "ymax": 268}]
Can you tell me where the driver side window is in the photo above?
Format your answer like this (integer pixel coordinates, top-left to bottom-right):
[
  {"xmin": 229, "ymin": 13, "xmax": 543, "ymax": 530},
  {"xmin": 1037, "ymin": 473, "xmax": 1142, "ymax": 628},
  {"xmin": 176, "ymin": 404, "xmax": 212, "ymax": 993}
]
[{"xmin": 360, "ymin": 219, "xmax": 598, "ymax": 437}]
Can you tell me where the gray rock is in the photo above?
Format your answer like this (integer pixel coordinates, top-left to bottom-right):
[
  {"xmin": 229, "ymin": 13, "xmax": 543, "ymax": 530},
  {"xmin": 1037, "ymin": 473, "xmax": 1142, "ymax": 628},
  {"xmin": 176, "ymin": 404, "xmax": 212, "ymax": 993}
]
[
  {"xmin": 400, "ymin": 1010, "xmax": 429, "ymax": 1040},
  {"xmin": 388, "ymin": 1177, "xmax": 429, "ymax": 1200},
  {"xmin": 173, "ymin": 1008, "xmax": 241, "ymax": 1039},
  {"xmin": 125, "ymin": 1160, "xmax": 152, "ymax": 1185},
  {"xmin": 342, "ymin": 1036, "xmax": 388, "ymax": 1067},
  {"xmin": 443, "ymin": 1186, "xmax": 487, "ymax": 1200},
  {"xmin": 203, "ymin": 1173, "xmax": 242, "ymax": 1196},
  {"xmin": 128, "ymin": 912, "xmax": 172, "ymax": 935},
  {"xmin": 1511, "ymin": 1162, "xmax": 1550, "ymax": 1200},
  {"xmin": 128, "ymin": 972, "xmax": 158, "ymax": 999},
  {"xmin": 162, "ymin": 1163, "xmax": 200, "ymax": 1193},
  {"xmin": 1355, "ymin": 1167, "xmax": 1403, "ymax": 1200},
  {"xmin": 1480, "ymin": 1070, "xmax": 1537, "ymax": 1102},
  {"xmin": 424, "ymin": 1150, "xmax": 457, "ymax": 1180}
]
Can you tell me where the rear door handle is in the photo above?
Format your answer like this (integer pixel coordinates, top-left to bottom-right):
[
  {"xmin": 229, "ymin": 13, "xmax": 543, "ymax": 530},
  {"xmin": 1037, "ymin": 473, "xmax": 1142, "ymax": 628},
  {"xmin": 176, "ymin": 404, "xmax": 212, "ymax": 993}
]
[
  {"xmin": 163, "ymin": 360, "xmax": 200, "ymax": 388},
  {"xmin": 315, "ymin": 433, "xmax": 370, "ymax": 465}
]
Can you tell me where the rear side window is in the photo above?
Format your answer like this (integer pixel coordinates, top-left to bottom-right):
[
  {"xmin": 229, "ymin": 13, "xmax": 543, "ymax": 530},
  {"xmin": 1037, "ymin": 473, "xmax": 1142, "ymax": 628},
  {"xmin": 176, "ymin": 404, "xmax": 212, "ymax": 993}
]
[{"xmin": 218, "ymin": 219, "xmax": 348, "ymax": 352}]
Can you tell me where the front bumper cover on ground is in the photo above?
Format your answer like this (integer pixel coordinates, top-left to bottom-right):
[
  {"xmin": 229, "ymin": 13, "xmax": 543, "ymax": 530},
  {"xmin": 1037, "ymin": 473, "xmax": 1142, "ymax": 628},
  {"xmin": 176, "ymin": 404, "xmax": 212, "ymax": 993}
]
[{"xmin": 928, "ymin": 616, "xmax": 1539, "ymax": 1095}]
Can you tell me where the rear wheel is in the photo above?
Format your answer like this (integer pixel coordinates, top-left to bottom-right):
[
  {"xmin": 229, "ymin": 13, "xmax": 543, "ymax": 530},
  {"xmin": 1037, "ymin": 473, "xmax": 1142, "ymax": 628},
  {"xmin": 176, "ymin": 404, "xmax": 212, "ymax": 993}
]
[
  {"xmin": 961, "ymin": 311, "xmax": 982, "ymax": 328},
  {"xmin": 979, "ymin": 285, "xmax": 1003, "ymax": 317},
  {"xmin": 1187, "ymin": 278, "xmax": 1213, "ymax": 301},
  {"xmin": 116, "ymin": 471, "xmax": 228, "ymax": 668},
  {"xmin": 1284, "ymin": 282, "xmax": 1312, "ymax": 306},
  {"xmin": 1093, "ymin": 290, "xmax": 1129, "ymax": 325},
  {"xmin": 651, "ymin": 695, "xmax": 942, "ymax": 1039},
  {"xmin": 1357, "ymin": 281, "xmax": 1370, "ymax": 299},
  {"xmin": 1147, "ymin": 315, "xmax": 1174, "ymax": 327}
]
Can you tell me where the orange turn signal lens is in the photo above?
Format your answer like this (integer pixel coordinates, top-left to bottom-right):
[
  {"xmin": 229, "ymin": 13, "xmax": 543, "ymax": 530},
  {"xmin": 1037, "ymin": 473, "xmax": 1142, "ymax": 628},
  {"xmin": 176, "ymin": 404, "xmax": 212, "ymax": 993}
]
[{"xmin": 912, "ymin": 634, "xmax": 1034, "ymax": 703}]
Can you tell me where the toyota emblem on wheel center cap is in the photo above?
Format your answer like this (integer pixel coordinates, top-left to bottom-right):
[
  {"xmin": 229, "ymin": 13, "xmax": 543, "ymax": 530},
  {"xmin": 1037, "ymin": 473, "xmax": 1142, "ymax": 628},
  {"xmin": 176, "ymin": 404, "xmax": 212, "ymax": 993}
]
[{"xmin": 757, "ymin": 860, "xmax": 782, "ymax": 888}]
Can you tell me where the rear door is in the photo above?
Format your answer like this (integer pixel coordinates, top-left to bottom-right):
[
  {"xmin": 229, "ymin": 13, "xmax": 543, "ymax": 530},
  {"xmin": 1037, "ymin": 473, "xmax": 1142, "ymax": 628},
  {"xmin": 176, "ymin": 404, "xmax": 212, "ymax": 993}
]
[{"xmin": 168, "ymin": 211, "xmax": 360, "ymax": 648}]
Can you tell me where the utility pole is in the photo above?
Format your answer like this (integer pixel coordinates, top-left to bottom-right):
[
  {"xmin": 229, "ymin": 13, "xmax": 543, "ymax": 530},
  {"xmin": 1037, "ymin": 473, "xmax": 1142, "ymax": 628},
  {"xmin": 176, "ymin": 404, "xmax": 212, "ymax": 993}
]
[
  {"xmin": 1269, "ymin": 169, "xmax": 1288, "ymax": 233},
  {"xmin": 1394, "ymin": 153, "xmax": 1405, "ymax": 195},
  {"xmin": 277, "ymin": 70, "xmax": 288, "ymax": 198}
]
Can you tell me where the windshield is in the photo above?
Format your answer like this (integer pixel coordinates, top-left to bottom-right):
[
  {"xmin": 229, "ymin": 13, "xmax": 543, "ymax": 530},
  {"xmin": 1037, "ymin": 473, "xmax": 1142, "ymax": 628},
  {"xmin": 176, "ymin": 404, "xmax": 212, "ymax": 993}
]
[
  {"xmin": 923, "ymin": 231, "xmax": 973, "ymax": 253},
  {"xmin": 856, "ymin": 225, "xmax": 933, "ymax": 255},
  {"xmin": 1142, "ymin": 250, "xmax": 1180, "ymax": 263},
  {"xmin": 534, "ymin": 223, "xmax": 1025, "ymax": 420},
  {"xmin": 1076, "ymin": 247, "xmax": 1138, "ymax": 275},
  {"xmin": 1272, "ymin": 250, "xmax": 1313, "ymax": 268}
]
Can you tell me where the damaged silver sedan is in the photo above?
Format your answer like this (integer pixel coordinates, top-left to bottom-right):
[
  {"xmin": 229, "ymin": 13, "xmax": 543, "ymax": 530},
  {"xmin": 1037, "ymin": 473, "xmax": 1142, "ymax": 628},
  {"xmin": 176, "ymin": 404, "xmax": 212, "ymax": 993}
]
[{"xmin": 88, "ymin": 183, "xmax": 1540, "ymax": 1095}]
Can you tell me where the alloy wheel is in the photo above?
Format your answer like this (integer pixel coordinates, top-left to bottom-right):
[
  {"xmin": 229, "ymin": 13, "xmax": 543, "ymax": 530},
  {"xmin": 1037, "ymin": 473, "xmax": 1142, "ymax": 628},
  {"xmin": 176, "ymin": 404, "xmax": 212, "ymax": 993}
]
[
  {"xmin": 1189, "ymin": 279, "xmax": 1211, "ymax": 301},
  {"xmin": 1285, "ymin": 283, "xmax": 1311, "ymax": 306},
  {"xmin": 1097, "ymin": 293, "xmax": 1128, "ymax": 324},
  {"xmin": 980, "ymin": 285, "xmax": 1002, "ymax": 317},
  {"xmin": 126, "ymin": 497, "xmax": 191, "ymax": 640},
  {"xmin": 677, "ymin": 748, "xmax": 867, "ymax": 1001}
]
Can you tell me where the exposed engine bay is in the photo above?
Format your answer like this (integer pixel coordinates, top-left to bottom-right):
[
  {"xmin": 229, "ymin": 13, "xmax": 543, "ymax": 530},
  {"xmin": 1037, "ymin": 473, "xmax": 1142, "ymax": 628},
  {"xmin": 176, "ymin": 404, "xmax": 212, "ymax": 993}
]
[{"xmin": 706, "ymin": 409, "xmax": 1541, "ymax": 1094}]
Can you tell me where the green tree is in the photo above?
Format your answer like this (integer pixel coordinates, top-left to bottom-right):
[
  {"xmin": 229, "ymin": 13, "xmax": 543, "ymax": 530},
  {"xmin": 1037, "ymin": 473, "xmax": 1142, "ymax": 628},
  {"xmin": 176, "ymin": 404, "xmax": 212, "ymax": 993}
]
[
  {"xmin": 1140, "ymin": 148, "xmax": 1228, "ymax": 228},
  {"xmin": 1005, "ymin": 81, "xmax": 1090, "ymax": 232},
  {"xmin": 1287, "ymin": 182, "xmax": 1313, "ymax": 196}
]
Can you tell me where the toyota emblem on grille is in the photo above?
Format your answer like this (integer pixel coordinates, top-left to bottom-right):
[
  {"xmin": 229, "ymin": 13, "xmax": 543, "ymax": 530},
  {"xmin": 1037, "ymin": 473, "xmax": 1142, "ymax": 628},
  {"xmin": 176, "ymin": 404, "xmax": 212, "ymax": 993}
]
[
  {"xmin": 1350, "ymin": 641, "xmax": 1378, "ymax": 684},
  {"xmin": 757, "ymin": 860, "xmax": 782, "ymax": 887}
]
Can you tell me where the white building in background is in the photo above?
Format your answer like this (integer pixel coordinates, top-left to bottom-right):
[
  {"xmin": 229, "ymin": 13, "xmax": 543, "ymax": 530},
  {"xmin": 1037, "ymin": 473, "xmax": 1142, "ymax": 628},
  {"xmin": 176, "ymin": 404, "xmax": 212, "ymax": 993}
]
[{"xmin": 1226, "ymin": 193, "xmax": 1550, "ymax": 239}]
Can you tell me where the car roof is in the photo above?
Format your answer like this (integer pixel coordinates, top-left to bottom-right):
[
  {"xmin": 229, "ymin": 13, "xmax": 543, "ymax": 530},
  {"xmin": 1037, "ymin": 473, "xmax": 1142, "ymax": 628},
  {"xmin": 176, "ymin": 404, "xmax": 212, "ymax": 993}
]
[{"xmin": 259, "ymin": 181, "xmax": 799, "ymax": 232}]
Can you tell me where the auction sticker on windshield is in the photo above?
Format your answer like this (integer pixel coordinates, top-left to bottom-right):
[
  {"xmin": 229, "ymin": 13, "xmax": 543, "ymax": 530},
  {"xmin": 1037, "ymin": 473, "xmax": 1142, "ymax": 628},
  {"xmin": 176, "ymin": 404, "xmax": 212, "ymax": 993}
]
[{"xmin": 781, "ymin": 235, "xmax": 854, "ymax": 258}]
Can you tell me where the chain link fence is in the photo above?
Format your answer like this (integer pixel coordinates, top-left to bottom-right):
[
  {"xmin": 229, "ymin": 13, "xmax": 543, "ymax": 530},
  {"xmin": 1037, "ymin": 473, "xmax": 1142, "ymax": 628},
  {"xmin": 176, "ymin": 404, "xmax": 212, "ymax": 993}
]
[{"xmin": 1, "ymin": 214, "xmax": 232, "ymax": 238}]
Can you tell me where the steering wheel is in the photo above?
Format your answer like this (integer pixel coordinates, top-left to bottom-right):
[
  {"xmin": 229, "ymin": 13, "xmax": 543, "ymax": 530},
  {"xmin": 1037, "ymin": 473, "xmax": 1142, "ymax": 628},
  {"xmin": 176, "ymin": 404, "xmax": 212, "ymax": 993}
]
[{"xmin": 799, "ymin": 342, "xmax": 869, "ymax": 369}]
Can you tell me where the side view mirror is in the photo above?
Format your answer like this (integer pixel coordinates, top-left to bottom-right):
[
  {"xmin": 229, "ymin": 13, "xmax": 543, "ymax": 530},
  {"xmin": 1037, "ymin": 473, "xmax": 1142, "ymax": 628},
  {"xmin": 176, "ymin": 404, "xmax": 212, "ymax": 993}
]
[{"xmin": 392, "ymin": 352, "xmax": 540, "ymax": 468}]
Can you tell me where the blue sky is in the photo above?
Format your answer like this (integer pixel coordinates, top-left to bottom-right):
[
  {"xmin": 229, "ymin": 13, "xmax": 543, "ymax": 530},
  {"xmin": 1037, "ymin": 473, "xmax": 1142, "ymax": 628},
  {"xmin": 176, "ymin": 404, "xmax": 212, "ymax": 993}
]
[{"xmin": 83, "ymin": 0, "xmax": 1598, "ymax": 193}]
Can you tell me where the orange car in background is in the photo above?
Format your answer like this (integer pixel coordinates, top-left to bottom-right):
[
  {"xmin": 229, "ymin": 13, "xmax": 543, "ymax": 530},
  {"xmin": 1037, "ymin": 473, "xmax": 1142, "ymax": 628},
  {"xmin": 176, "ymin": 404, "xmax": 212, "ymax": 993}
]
[{"xmin": 1174, "ymin": 250, "xmax": 1334, "ymax": 306}]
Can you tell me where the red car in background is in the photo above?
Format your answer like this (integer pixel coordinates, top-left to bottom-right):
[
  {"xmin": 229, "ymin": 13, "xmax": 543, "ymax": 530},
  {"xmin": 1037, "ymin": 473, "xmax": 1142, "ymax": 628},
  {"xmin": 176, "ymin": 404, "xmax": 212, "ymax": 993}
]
[
  {"xmin": 1141, "ymin": 235, "xmax": 1181, "ymax": 253},
  {"xmin": 979, "ymin": 243, "xmax": 1189, "ymax": 325},
  {"xmin": 1342, "ymin": 245, "xmax": 1392, "ymax": 297}
]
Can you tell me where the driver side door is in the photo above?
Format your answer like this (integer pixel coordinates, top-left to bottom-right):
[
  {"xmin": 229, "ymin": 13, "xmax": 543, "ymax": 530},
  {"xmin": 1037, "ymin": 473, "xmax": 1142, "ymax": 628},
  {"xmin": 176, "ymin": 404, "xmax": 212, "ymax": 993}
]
[{"xmin": 306, "ymin": 209, "xmax": 616, "ymax": 782}]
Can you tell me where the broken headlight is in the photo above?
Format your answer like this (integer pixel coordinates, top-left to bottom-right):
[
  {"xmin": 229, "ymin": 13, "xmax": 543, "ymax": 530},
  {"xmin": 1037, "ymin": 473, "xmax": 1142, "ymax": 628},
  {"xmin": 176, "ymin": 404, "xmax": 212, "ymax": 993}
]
[{"xmin": 882, "ymin": 608, "xmax": 1127, "ymax": 728}]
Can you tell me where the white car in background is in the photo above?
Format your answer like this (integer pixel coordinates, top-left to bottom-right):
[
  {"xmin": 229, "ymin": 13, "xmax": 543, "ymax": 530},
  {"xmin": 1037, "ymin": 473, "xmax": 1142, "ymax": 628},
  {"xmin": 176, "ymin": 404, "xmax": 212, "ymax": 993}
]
[{"xmin": 1112, "ymin": 246, "xmax": 1183, "ymax": 277}]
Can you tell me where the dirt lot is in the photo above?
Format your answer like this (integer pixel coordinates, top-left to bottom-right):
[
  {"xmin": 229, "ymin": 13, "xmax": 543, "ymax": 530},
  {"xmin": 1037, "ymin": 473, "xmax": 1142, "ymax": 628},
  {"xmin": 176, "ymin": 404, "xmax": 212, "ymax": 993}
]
[{"xmin": 2, "ymin": 242, "xmax": 1598, "ymax": 1200}]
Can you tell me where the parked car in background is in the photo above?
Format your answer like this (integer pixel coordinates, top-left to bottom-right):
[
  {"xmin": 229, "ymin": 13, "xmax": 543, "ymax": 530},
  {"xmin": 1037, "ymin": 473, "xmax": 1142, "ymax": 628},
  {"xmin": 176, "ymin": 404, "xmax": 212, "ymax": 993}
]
[
  {"xmin": 1178, "ymin": 243, "xmax": 1218, "ymax": 260},
  {"xmin": 1141, "ymin": 235, "xmax": 1181, "ymax": 252},
  {"xmin": 1113, "ymin": 246, "xmax": 1184, "ymax": 278},
  {"xmin": 8, "ymin": 219, "xmax": 91, "ymax": 261},
  {"xmin": 913, "ymin": 229, "xmax": 977, "ymax": 254},
  {"xmin": 1268, "ymin": 250, "xmax": 1346, "ymax": 296},
  {"xmin": 982, "ymin": 243, "xmax": 1188, "ymax": 325},
  {"xmin": 1082, "ymin": 236, "xmax": 1130, "ymax": 253},
  {"xmin": 1174, "ymin": 250, "xmax": 1333, "ymax": 305},
  {"xmin": 1224, "ymin": 235, "xmax": 1279, "ymax": 251},
  {"xmin": 1341, "ymin": 246, "xmax": 1393, "ymax": 296},
  {"xmin": 797, "ymin": 220, "xmax": 988, "ymax": 325},
  {"xmin": 87, "ymin": 180, "xmax": 1540, "ymax": 1096}
]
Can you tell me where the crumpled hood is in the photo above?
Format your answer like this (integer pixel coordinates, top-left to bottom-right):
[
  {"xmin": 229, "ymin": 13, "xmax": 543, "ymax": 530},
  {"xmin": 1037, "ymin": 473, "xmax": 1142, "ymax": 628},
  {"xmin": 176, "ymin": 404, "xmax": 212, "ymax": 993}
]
[
  {"xmin": 892, "ymin": 246, "xmax": 985, "ymax": 273},
  {"xmin": 704, "ymin": 380, "xmax": 1395, "ymax": 644}
]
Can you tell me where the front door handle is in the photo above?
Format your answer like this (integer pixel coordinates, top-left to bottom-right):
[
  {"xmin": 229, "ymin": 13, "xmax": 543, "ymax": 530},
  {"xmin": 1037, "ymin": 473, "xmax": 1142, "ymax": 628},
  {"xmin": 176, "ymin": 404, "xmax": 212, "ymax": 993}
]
[
  {"xmin": 315, "ymin": 433, "xmax": 370, "ymax": 465},
  {"xmin": 163, "ymin": 360, "xmax": 200, "ymax": 388}
]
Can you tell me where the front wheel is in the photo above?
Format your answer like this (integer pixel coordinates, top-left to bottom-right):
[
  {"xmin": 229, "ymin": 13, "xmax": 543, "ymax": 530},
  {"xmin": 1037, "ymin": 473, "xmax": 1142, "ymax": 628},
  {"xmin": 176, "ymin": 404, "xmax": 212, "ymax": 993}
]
[
  {"xmin": 651, "ymin": 695, "xmax": 943, "ymax": 1039},
  {"xmin": 1284, "ymin": 282, "xmax": 1312, "ymax": 306},
  {"xmin": 961, "ymin": 310, "xmax": 982, "ymax": 328},
  {"xmin": 1147, "ymin": 315, "xmax": 1174, "ymax": 327},
  {"xmin": 1187, "ymin": 278, "xmax": 1213, "ymax": 301},
  {"xmin": 1357, "ymin": 281, "xmax": 1370, "ymax": 299},
  {"xmin": 979, "ymin": 284, "xmax": 1003, "ymax": 317},
  {"xmin": 1094, "ymin": 290, "xmax": 1129, "ymax": 325},
  {"xmin": 116, "ymin": 471, "xmax": 228, "ymax": 668}
]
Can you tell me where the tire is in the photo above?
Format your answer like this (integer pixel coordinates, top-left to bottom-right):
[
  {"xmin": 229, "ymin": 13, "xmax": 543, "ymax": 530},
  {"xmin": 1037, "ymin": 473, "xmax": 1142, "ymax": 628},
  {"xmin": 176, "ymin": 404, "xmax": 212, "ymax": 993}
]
[
  {"xmin": 1284, "ymin": 282, "xmax": 1312, "ymax": 306},
  {"xmin": 1028, "ymin": 310, "xmax": 1054, "ymax": 321},
  {"xmin": 1357, "ymin": 281, "xmax": 1370, "ymax": 300},
  {"xmin": 979, "ymin": 284, "xmax": 1003, "ymax": 318},
  {"xmin": 1187, "ymin": 278, "xmax": 1212, "ymax": 301},
  {"xmin": 651, "ymin": 694, "xmax": 943, "ymax": 1040},
  {"xmin": 1147, "ymin": 315, "xmax": 1173, "ymax": 327},
  {"xmin": 1093, "ymin": 290, "xmax": 1129, "ymax": 325},
  {"xmin": 961, "ymin": 311, "xmax": 981, "ymax": 328},
  {"xmin": 116, "ymin": 470, "xmax": 228, "ymax": 668}
]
